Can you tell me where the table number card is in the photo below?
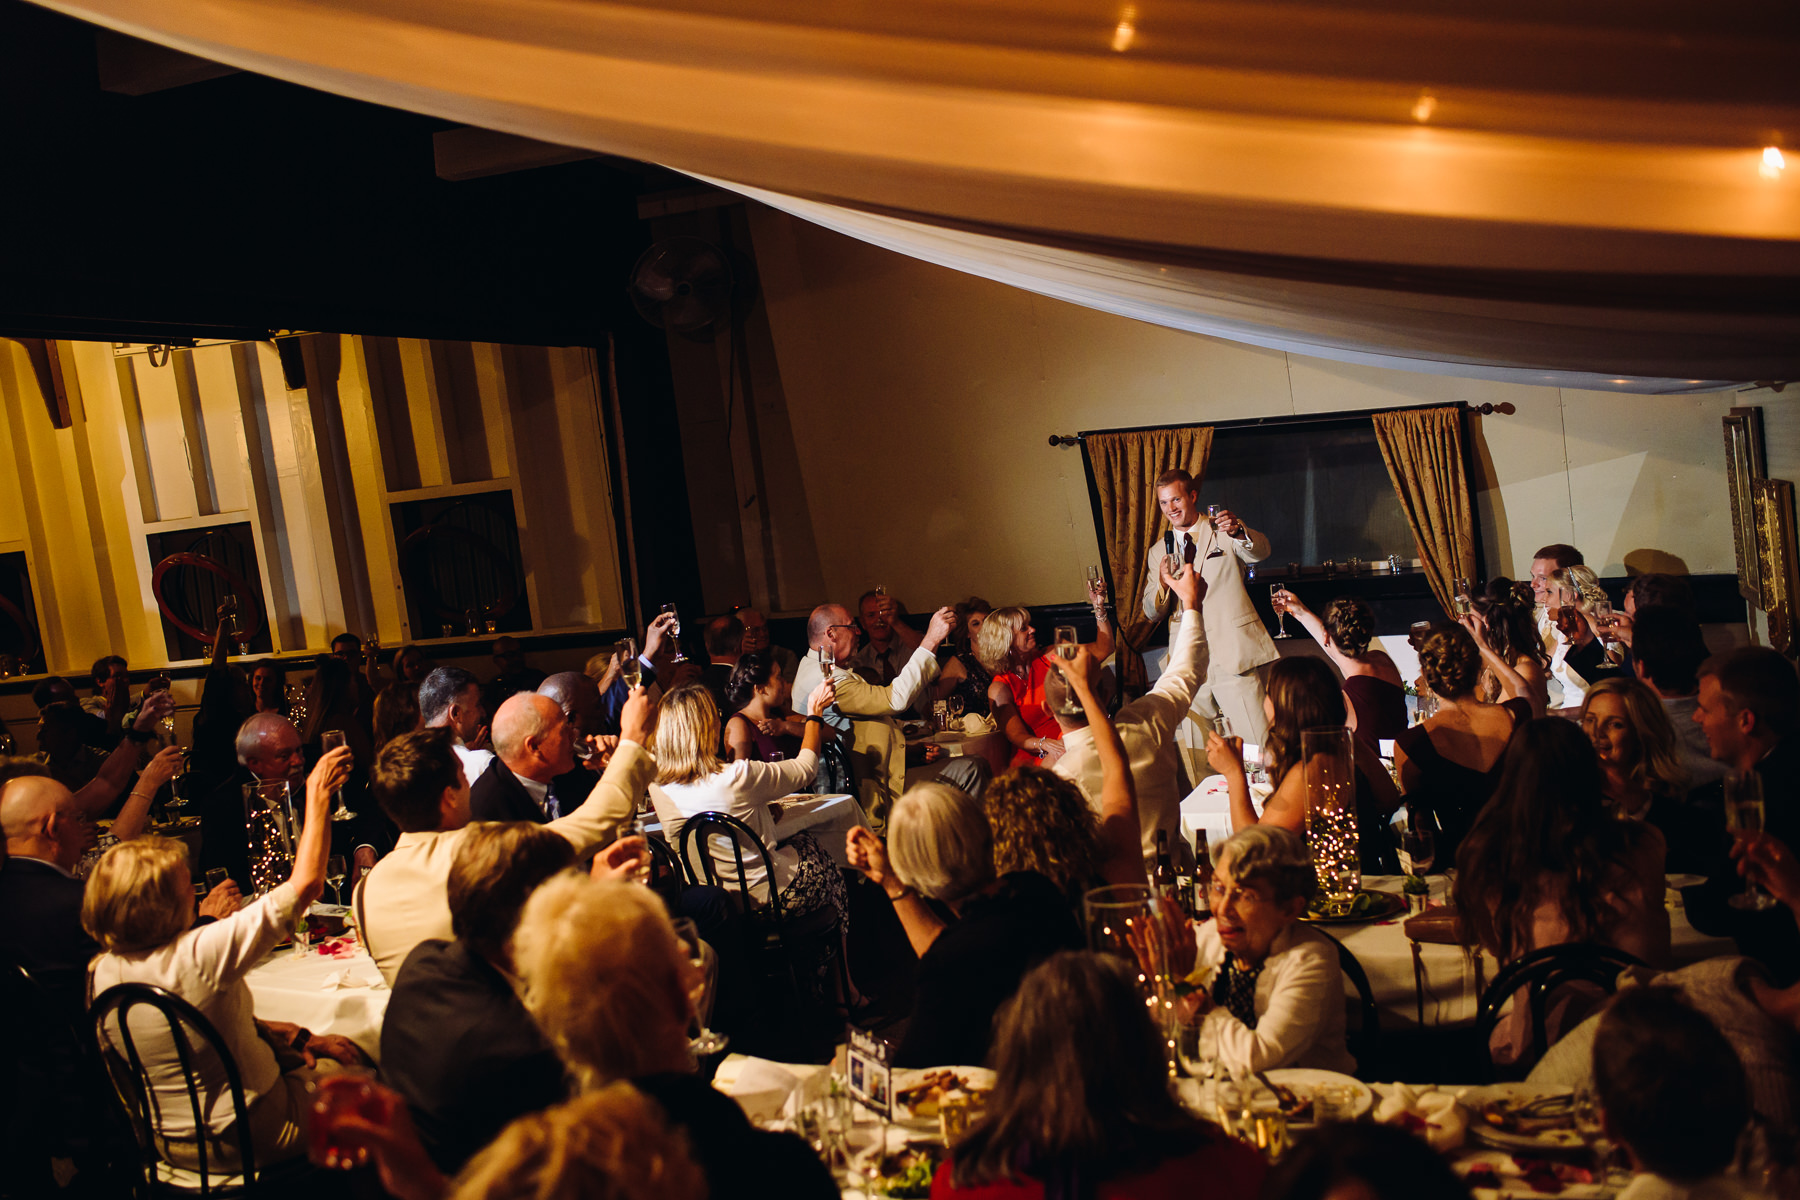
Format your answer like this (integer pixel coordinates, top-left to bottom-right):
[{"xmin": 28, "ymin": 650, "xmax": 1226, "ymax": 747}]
[{"xmin": 846, "ymin": 1026, "xmax": 892, "ymax": 1120}]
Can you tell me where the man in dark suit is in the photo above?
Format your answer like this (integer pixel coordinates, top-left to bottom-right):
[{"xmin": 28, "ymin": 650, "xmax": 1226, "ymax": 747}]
[{"xmin": 469, "ymin": 693, "xmax": 592, "ymax": 824}]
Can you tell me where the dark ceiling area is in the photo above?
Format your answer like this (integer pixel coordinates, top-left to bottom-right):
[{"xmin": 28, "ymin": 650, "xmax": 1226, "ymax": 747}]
[{"xmin": 0, "ymin": 1, "xmax": 686, "ymax": 347}]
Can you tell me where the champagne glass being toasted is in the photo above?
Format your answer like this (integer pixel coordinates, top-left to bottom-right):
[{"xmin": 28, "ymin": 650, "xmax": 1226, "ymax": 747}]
[{"xmin": 319, "ymin": 730, "xmax": 356, "ymax": 822}]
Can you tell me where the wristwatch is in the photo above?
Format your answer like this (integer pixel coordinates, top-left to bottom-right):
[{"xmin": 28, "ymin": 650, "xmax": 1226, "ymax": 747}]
[
  {"xmin": 290, "ymin": 1028, "xmax": 311, "ymax": 1053},
  {"xmin": 124, "ymin": 726, "xmax": 157, "ymax": 744}
]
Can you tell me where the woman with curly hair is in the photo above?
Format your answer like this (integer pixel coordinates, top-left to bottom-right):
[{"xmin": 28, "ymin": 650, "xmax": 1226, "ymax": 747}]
[
  {"xmin": 1581, "ymin": 676, "xmax": 1691, "ymax": 821},
  {"xmin": 1394, "ymin": 623, "xmax": 1532, "ymax": 860},
  {"xmin": 1271, "ymin": 591, "xmax": 1406, "ymax": 743},
  {"xmin": 1460, "ymin": 577, "xmax": 1552, "ymax": 716},
  {"xmin": 978, "ymin": 605, "xmax": 1113, "ymax": 768},
  {"xmin": 1208, "ymin": 656, "xmax": 1400, "ymax": 872},
  {"xmin": 1454, "ymin": 718, "xmax": 1669, "ymax": 1063},
  {"xmin": 983, "ymin": 766, "xmax": 1106, "ymax": 905}
]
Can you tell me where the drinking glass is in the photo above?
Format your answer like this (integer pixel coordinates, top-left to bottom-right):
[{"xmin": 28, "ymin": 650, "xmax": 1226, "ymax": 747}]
[
  {"xmin": 1394, "ymin": 814, "xmax": 1436, "ymax": 879},
  {"xmin": 1593, "ymin": 598, "xmax": 1626, "ymax": 666},
  {"xmin": 1303, "ymin": 727, "xmax": 1360, "ymax": 911},
  {"xmin": 629, "ymin": 810, "xmax": 654, "ymax": 885},
  {"xmin": 1207, "ymin": 503, "xmax": 1223, "ymax": 524},
  {"xmin": 1725, "ymin": 771, "xmax": 1778, "ymax": 911},
  {"xmin": 1453, "ymin": 577, "xmax": 1473, "ymax": 616},
  {"xmin": 319, "ymin": 730, "xmax": 356, "ymax": 822},
  {"xmin": 670, "ymin": 917, "xmax": 730, "ymax": 1057},
  {"xmin": 205, "ymin": 867, "xmax": 230, "ymax": 895},
  {"xmin": 1574, "ymin": 1086, "xmax": 1618, "ymax": 1184},
  {"xmin": 1269, "ymin": 585, "xmax": 1292, "ymax": 638},
  {"xmin": 309, "ymin": 1074, "xmax": 395, "ymax": 1169},
  {"xmin": 440, "ymin": 623, "xmax": 457, "ymax": 639},
  {"xmin": 1313, "ymin": 1084, "xmax": 1361, "ymax": 1123},
  {"xmin": 1054, "ymin": 625, "xmax": 1078, "ymax": 660},
  {"xmin": 619, "ymin": 637, "xmax": 642, "ymax": 689},
  {"xmin": 946, "ymin": 694, "xmax": 965, "ymax": 722},
  {"xmin": 165, "ymin": 764, "xmax": 196, "ymax": 812},
  {"xmin": 661, "ymin": 603, "xmax": 687, "ymax": 662},
  {"xmin": 326, "ymin": 854, "xmax": 347, "ymax": 906},
  {"xmin": 482, "ymin": 607, "xmax": 497, "ymax": 635}
]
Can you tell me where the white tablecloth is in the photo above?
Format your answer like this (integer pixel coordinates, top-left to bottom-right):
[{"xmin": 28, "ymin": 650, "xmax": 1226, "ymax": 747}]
[
  {"xmin": 245, "ymin": 941, "xmax": 390, "ymax": 1060},
  {"xmin": 903, "ymin": 729, "xmax": 1010, "ymax": 789}
]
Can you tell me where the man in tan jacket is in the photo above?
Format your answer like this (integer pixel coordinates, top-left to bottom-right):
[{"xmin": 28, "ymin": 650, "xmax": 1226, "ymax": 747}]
[
  {"xmin": 795, "ymin": 602, "xmax": 957, "ymax": 829},
  {"xmin": 354, "ymin": 688, "xmax": 655, "ymax": 984}
]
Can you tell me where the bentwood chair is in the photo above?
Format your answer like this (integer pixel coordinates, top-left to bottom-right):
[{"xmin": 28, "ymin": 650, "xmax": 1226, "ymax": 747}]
[
  {"xmin": 89, "ymin": 983, "xmax": 309, "ymax": 1197},
  {"xmin": 1473, "ymin": 943, "xmax": 1645, "ymax": 1082},
  {"xmin": 1315, "ymin": 929, "xmax": 1382, "ymax": 1078},
  {"xmin": 678, "ymin": 811, "xmax": 846, "ymax": 1012}
]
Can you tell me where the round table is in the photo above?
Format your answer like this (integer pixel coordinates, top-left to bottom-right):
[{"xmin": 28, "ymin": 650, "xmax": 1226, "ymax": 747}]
[{"xmin": 244, "ymin": 939, "xmax": 390, "ymax": 1060}]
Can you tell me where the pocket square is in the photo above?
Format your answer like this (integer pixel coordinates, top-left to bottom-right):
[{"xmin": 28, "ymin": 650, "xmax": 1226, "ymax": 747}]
[{"xmin": 1205, "ymin": 549, "xmax": 1225, "ymax": 559}]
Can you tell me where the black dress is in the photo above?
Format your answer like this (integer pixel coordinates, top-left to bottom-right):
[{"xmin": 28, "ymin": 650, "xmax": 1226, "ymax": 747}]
[
  {"xmin": 1342, "ymin": 676, "xmax": 1408, "ymax": 745},
  {"xmin": 1393, "ymin": 698, "xmax": 1531, "ymax": 862},
  {"xmin": 895, "ymin": 871, "xmax": 1083, "ymax": 1068},
  {"xmin": 947, "ymin": 650, "xmax": 993, "ymax": 719}
]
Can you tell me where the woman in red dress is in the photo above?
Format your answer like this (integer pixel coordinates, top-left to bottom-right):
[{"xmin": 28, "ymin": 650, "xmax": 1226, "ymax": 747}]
[{"xmin": 976, "ymin": 599, "xmax": 1112, "ymax": 769}]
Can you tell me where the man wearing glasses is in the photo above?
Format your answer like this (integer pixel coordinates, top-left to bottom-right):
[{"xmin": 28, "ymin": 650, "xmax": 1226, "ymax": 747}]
[{"xmin": 797, "ymin": 603, "xmax": 957, "ymax": 829}]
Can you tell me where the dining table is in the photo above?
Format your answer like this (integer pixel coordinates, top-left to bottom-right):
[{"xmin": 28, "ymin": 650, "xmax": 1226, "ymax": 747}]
[
  {"xmin": 902, "ymin": 723, "xmax": 1011, "ymax": 789},
  {"xmin": 244, "ymin": 930, "xmax": 390, "ymax": 1061}
]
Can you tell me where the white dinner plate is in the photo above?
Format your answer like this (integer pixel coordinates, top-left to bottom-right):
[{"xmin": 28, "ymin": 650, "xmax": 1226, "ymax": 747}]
[
  {"xmin": 1264, "ymin": 1069, "xmax": 1373, "ymax": 1123},
  {"xmin": 1458, "ymin": 1083, "xmax": 1584, "ymax": 1152},
  {"xmin": 889, "ymin": 1067, "xmax": 996, "ymax": 1128}
]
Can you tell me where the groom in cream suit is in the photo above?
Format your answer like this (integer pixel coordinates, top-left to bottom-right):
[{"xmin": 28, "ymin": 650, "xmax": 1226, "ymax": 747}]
[{"xmin": 1140, "ymin": 468, "xmax": 1277, "ymax": 746}]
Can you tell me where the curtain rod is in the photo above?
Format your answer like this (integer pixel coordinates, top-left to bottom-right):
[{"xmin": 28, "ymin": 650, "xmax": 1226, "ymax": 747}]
[{"xmin": 1048, "ymin": 401, "xmax": 1514, "ymax": 446}]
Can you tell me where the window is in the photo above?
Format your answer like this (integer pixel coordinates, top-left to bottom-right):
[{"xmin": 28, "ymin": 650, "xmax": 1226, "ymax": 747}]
[{"xmin": 390, "ymin": 490, "xmax": 531, "ymax": 638}]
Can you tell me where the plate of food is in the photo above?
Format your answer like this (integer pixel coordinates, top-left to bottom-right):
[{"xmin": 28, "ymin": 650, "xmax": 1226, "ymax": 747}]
[
  {"xmin": 1263, "ymin": 1069, "xmax": 1374, "ymax": 1124},
  {"xmin": 891, "ymin": 1067, "xmax": 996, "ymax": 1129},
  {"xmin": 1302, "ymin": 889, "xmax": 1405, "ymax": 924},
  {"xmin": 859, "ymin": 1141, "xmax": 945, "ymax": 1198},
  {"xmin": 1459, "ymin": 1083, "xmax": 1584, "ymax": 1152}
]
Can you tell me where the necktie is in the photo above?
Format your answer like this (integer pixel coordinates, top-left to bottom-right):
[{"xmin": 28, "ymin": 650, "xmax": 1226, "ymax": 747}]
[{"xmin": 1182, "ymin": 534, "xmax": 1198, "ymax": 567}]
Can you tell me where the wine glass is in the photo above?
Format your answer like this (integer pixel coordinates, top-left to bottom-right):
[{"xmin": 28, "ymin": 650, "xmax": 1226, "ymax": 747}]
[
  {"xmin": 165, "ymin": 757, "xmax": 194, "ymax": 812},
  {"xmin": 1573, "ymin": 1086, "xmax": 1617, "ymax": 1183},
  {"xmin": 1206, "ymin": 503, "xmax": 1222, "ymax": 523},
  {"xmin": 1593, "ymin": 598, "xmax": 1626, "ymax": 666},
  {"xmin": 1054, "ymin": 625, "xmax": 1078, "ymax": 660},
  {"xmin": 619, "ymin": 637, "xmax": 642, "ymax": 689},
  {"xmin": 1725, "ymin": 771, "xmax": 1778, "ymax": 911},
  {"xmin": 1269, "ymin": 585, "xmax": 1293, "ymax": 638},
  {"xmin": 660, "ymin": 603, "xmax": 687, "ymax": 663},
  {"xmin": 319, "ymin": 730, "xmax": 356, "ymax": 822},
  {"xmin": 326, "ymin": 854, "xmax": 347, "ymax": 906},
  {"xmin": 670, "ymin": 917, "xmax": 729, "ymax": 1057},
  {"xmin": 946, "ymin": 694, "xmax": 965, "ymax": 723}
]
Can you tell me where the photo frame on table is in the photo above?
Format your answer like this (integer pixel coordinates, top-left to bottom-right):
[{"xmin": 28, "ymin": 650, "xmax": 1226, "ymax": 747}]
[
  {"xmin": 1752, "ymin": 477, "xmax": 1799, "ymax": 655},
  {"xmin": 846, "ymin": 1026, "xmax": 892, "ymax": 1119},
  {"xmin": 1723, "ymin": 407, "xmax": 1767, "ymax": 605}
]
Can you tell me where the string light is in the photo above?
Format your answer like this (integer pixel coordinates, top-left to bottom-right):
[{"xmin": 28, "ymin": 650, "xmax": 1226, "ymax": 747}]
[
  {"xmin": 1306, "ymin": 779, "xmax": 1362, "ymax": 912},
  {"xmin": 1762, "ymin": 146, "xmax": 1786, "ymax": 179}
]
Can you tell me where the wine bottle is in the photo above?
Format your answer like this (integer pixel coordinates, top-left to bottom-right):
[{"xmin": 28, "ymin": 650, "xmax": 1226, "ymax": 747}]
[
  {"xmin": 1153, "ymin": 830, "xmax": 1177, "ymax": 895},
  {"xmin": 1192, "ymin": 830, "xmax": 1213, "ymax": 920}
]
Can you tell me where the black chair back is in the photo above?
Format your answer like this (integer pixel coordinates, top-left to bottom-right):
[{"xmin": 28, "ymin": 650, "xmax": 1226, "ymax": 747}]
[
  {"xmin": 1474, "ymin": 943, "xmax": 1645, "ymax": 1081},
  {"xmin": 1316, "ymin": 929, "xmax": 1381, "ymax": 1077},
  {"xmin": 679, "ymin": 811, "xmax": 793, "ymax": 936},
  {"xmin": 646, "ymin": 831, "xmax": 692, "ymax": 889},
  {"xmin": 90, "ymin": 982, "xmax": 259, "ymax": 1195}
]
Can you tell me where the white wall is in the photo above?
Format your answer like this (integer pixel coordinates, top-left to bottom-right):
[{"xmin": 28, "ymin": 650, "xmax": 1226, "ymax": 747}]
[{"xmin": 748, "ymin": 205, "xmax": 1765, "ymax": 610}]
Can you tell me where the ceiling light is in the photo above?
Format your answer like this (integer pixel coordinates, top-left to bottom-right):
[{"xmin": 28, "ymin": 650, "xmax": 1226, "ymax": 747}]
[
  {"xmin": 1761, "ymin": 145, "xmax": 1786, "ymax": 179},
  {"xmin": 1412, "ymin": 92, "xmax": 1437, "ymax": 123},
  {"xmin": 1112, "ymin": 6, "xmax": 1137, "ymax": 52}
]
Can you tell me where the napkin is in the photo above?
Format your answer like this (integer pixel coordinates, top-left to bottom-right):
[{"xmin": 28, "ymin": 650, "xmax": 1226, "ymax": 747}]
[
  {"xmin": 1371, "ymin": 1083, "xmax": 1468, "ymax": 1151},
  {"xmin": 318, "ymin": 968, "xmax": 371, "ymax": 991},
  {"xmin": 960, "ymin": 714, "xmax": 996, "ymax": 736},
  {"xmin": 717, "ymin": 1056, "xmax": 803, "ymax": 1124}
]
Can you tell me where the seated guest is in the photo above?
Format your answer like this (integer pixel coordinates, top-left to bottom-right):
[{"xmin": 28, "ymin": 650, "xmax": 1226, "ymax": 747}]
[
  {"xmin": 1582, "ymin": 678, "xmax": 1704, "ymax": 864},
  {"xmin": 931, "ymin": 596, "xmax": 995, "ymax": 717},
  {"xmin": 31, "ymin": 675, "xmax": 117, "ymax": 756},
  {"xmin": 1546, "ymin": 562, "xmax": 1627, "ymax": 708},
  {"xmin": 723, "ymin": 651, "xmax": 802, "ymax": 762},
  {"xmin": 1466, "ymin": 578, "xmax": 1551, "ymax": 717},
  {"xmin": 485, "ymin": 636, "xmax": 547, "ymax": 716},
  {"xmin": 373, "ymin": 681, "xmax": 422, "ymax": 755},
  {"xmin": 1262, "ymin": 1124, "xmax": 1473, "ymax": 1200},
  {"xmin": 86, "ymin": 749, "xmax": 365, "ymax": 1173},
  {"xmin": 933, "ymin": 951, "xmax": 1266, "ymax": 1200},
  {"xmin": 420, "ymin": 666, "xmax": 492, "ymax": 786},
  {"xmin": 979, "ymin": 601, "xmax": 1114, "ymax": 769},
  {"xmin": 0, "ymin": 752, "xmax": 191, "ymax": 1010},
  {"xmin": 1393, "ymin": 623, "xmax": 1531, "ymax": 861},
  {"xmin": 1625, "ymin": 572, "xmax": 1699, "ymax": 622},
  {"xmin": 796, "ymin": 602, "xmax": 956, "ymax": 827},
  {"xmin": 470, "ymin": 693, "xmax": 602, "ymax": 824},
  {"xmin": 1455, "ymin": 719, "xmax": 1669, "ymax": 1063},
  {"xmin": 736, "ymin": 605, "xmax": 799, "ymax": 685},
  {"xmin": 1691, "ymin": 646, "xmax": 1800, "ymax": 984},
  {"xmin": 1053, "ymin": 557, "xmax": 1205, "ymax": 859},
  {"xmin": 357, "ymin": 689, "xmax": 654, "ymax": 984},
  {"xmin": 381, "ymin": 823, "xmax": 576, "ymax": 1173},
  {"xmin": 83, "ymin": 654, "xmax": 131, "ymax": 735},
  {"xmin": 1168, "ymin": 826, "xmax": 1357, "ymax": 1077},
  {"xmin": 1593, "ymin": 988, "xmax": 1754, "ymax": 1200},
  {"xmin": 512, "ymin": 874, "xmax": 838, "ymax": 1200},
  {"xmin": 1530, "ymin": 543, "xmax": 1588, "ymax": 708},
  {"xmin": 20, "ymin": 688, "xmax": 174, "ymax": 820},
  {"xmin": 649, "ymin": 681, "xmax": 846, "ymax": 929},
  {"xmin": 1213, "ymin": 656, "xmax": 1400, "ymax": 874},
  {"xmin": 699, "ymin": 614, "xmax": 743, "ymax": 714},
  {"xmin": 1273, "ymin": 590, "xmax": 1409, "ymax": 741},
  {"xmin": 250, "ymin": 659, "xmax": 289, "ymax": 717},
  {"xmin": 33, "ymin": 705, "xmax": 112, "ymax": 795},
  {"xmin": 390, "ymin": 644, "xmax": 430, "ymax": 687},
  {"xmin": 539, "ymin": 671, "xmax": 614, "ymax": 772},
  {"xmin": 845, "ymin": 780, "xmax": 1084, "ymax": 1068},
  {"xmin": 848, "ymin": 591, "xmax": 929, "ymax": 716},
  {"xmin": 301, "ymin": 654, "xmax": 374, "ymax": 765},
  {"xmin": 1629, "ymin": 606, "xmax": 1725, "ymax": 788}
]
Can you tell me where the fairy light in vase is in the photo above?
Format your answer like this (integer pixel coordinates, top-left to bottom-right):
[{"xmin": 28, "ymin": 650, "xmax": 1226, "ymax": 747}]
[{"xmin": 1306, "ymin": 781, "xmax": 1361, "ymax": 907}]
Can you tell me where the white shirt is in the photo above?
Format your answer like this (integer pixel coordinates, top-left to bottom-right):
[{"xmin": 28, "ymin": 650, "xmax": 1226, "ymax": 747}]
[
  {"xmin": 89, "ymin": 882, "xmax": 305, "ymax": 1139},
  {"xmin": 650, "ymin": 750, "xmax": 819, "ymax": 900},
  {"xmin": 515, "ymin": 771, "xmax": 553, "ymax": 818},
  {"xmin": 1194, "ymin": 918, "xmax": 1357, "ymax": 1079},
  {"xmin": 452, "ymin": 742, "xmax": 494, "ymax": 786},
  {"xmin": 1056, "ymin": 608, "xmax": 1208, "ymax": 855}
]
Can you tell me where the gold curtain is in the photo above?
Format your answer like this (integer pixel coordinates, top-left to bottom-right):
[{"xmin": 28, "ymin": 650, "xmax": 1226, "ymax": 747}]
[
  {"xmin": 1082, "ymin": 426, "xmax": 1213, "ymax": 689},
  {"xmin": 1372, "ymin": 406, "xmax": 1478, "ymax": 617}
]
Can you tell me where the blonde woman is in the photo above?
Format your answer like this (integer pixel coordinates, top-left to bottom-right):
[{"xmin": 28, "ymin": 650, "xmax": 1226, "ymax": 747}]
[
  {"xmin": 1547, "ymin": 562, "xmax": 1613, "ymax": 709},
  {"xmin": 979, "ymin": 605, "xmax": 1114, "ymax": 768},
  {"xmin": 84, "ymin": 747, "xmax": 355, "ymax": 1173},
  {"xmin": 1581, "ymin": 677, "xmax": 1690, "ymax": 820},
  {"xmin": 647, "ymin": 679, "xmax": 845, "ymax": 926}
]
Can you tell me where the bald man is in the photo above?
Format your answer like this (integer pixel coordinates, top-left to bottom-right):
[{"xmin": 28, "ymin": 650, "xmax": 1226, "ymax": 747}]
[
  {"xmin": 0, "ymin": 752, "xmax": 195, "ymax": 1009},
  {"xmin": 468, "ymin": 693, "xmax": 588, "ymax": 824}
]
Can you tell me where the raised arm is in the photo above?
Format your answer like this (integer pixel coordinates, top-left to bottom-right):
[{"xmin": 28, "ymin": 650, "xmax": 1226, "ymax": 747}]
[
  {"xmin": 834, "ymin": 608, "xmax": 952, "ymax": 716},
  {"xmin": 109, "ymin": 746, "xmax": 186, "ymax": 842},
  {"xmin": 1460, "ymin": 613, "xmax": 1544, "ymax": 718},
  {"xmin": 1273, "ymin": 589, "xmax": 1348, "ymax": 670},
  {"xmin": 1048, "ymin": 648, "xmax": 1141, "ymax": 885},
  {"xmin": 292, "ymin": 746, "xmax": 354, "ymax": 906},
  {"xmin": 548, "ymin": 687, "xmax": 657, "ymax": 853},
  {"xmin": 70, "ymin": 692, "xmax": 174, "ymax": 818}
]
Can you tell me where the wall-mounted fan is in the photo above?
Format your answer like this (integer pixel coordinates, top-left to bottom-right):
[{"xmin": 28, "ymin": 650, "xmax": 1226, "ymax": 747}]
[{"xmin": 627, "ymin": 237, "xmax": 735, "ymax": 336}]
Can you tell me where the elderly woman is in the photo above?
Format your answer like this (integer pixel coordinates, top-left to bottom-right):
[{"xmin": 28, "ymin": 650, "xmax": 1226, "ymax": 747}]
[
  {"xmin": 979, "ymin": 604, "xmax": 1114, "ymax": 768},
  {"xmin": 511, "ymin": 874, "xmax": 837, "ymax": 1199},
  {"xmin": 84, "ymin": 746, "xmax": 356, "ymax": 1172},
  {"xmin": 1166, "ymin": 826, "xmax": 1356, "ymax": 1078},
  {"xmin": 934, "ymin": 952, "xmax": 1265, "ymax": 1200},
  {"xmin": 1271, "ymin": 592, "xmax": 1407, "ymax": 743},
  {"xmin": 1392, "ymin": 623, "xmax": 1531, "ymax": 861}
]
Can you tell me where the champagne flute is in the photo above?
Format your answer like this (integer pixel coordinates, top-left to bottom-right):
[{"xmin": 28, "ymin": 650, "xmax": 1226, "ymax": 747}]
[
  {"xmin": 1054, "ymin": 625, "xmax": 1078, "ymax": 660},
  {"xmin": 671, "ymin": 917, "xmax": 730, "ymax": 1057},
  {"xmin": 319, "ymin": 730, "xmax": 356, "ymax": 822},
  {"xmin": 1269, "ymin": 585, "xmax": 1293, "ymax": 638},
  {"xmin": 629, "ymin": 810, "xmax": 653, "ymax": 885},
  {"xmin": 1593, "ymin": 598, "xmax": 1625, "ymax": 666},
  {"xmin": 326, "ymin": 854, "xmax": 347, "ymax": 906},
  {"xmin": 1725, "ymin": 771, "xmax": 1778, "ymax": 911},
  {"xmin": 618, "ymin": 637, "xmax": 641, "ymax": 690},
  {"xmin": 661, "ymin": 603, "xmax": 687, "ymax": 662}
]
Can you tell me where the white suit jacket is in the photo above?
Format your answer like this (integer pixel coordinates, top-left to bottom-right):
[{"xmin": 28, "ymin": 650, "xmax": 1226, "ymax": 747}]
[
  {"xmin": 1142, "ymin": 521, "xmax": 1276, "ymax": 679},
  {"xmin": 794, "ymin": 646, "xmax": 938, "ymax": 825},
  {"xmin": 1055, "ymin": 608, "xmax": 1208, "ymax": 856}
]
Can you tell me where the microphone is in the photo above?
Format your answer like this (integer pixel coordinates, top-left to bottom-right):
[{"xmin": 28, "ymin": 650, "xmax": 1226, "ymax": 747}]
[{"xmin": 1164, "ymin": 529, "xmax": 1175, "ymax": 558}]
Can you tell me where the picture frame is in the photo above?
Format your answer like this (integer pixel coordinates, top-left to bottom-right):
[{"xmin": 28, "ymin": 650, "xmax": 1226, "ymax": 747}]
[
  {"xmin": 846, "ymin": 1026, "xmax": 892, "ymax": 1120},
  {"xmin": 1723, "ymin": 408, "xmax": 1767, "ymax": 605},
  {"xmin": 1753, "ymin": 477, "xmax": 1799, "ymax": 655}
]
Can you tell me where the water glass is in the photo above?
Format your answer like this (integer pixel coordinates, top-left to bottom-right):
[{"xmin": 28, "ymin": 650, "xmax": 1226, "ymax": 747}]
[{"xmin": 1313, "ymin": 1084, "xmax": 1361, "ymax": 1123}]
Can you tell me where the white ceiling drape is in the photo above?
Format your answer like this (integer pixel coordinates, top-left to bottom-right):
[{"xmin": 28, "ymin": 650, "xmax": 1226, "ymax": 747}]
[{"xmin": 30, "ymin": 0, "xmax": 1800, "ymax": 391}]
